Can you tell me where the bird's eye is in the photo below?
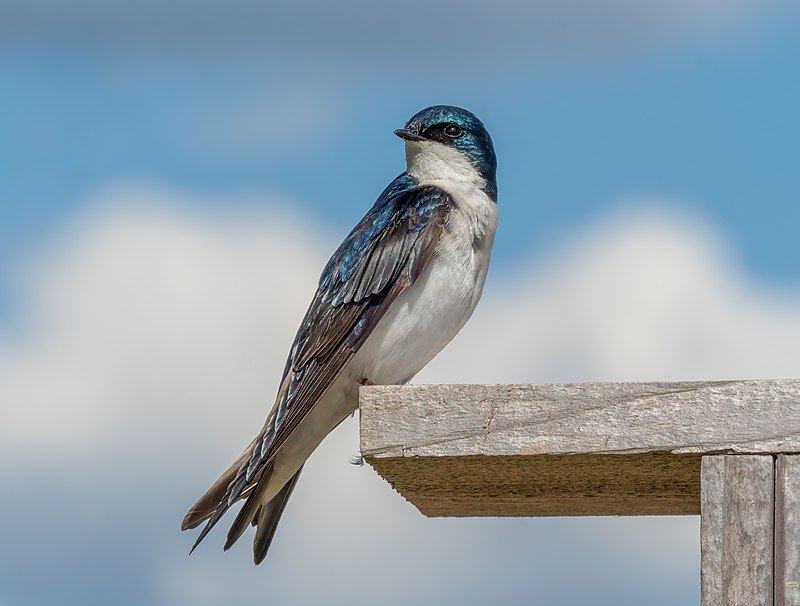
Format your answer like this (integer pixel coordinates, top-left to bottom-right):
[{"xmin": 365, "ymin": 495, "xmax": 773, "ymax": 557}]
[{"xmin": 444, "ymin": 124, "xmax": 463, "ymax": 138}]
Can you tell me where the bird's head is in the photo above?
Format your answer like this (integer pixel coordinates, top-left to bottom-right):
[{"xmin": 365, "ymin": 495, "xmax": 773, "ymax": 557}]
[{"xmin": 395, "ymin": 105, "xmax": 497, "ymax": 200}]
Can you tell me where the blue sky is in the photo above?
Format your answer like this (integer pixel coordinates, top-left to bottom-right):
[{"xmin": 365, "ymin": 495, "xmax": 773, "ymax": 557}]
[
  {"xmin": 2, "ymin": 5, "xmax": 799, "ymax": 294},
  {"xmin": 1, "ymin": 2, "xmax": 799, "ymax": 605}
]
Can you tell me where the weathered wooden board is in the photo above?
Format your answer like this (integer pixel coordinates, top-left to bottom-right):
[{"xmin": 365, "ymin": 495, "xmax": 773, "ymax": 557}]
[
  {"xmin": 361, "ymin": 381, "xmax": 800, "ymax": 458},
  {"xmin": 370, "ymin": 453, "xmax": 701, "ymax": 517},
  {"xmin": 776, "ymin": 455, "xmax": 800, "ymax": 606},
  {"xmin": 360, "ymin": 380, "xmax": 800, "ymax": 516},
  {"xmin": 700, "ymin": 456, "xmax": 774, "ymax": 606}
]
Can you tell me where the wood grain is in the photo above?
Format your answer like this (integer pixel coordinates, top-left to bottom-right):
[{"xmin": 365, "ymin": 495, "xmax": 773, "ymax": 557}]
[
  {"xmin": 361, "ymin": 380, "xmax": 800, "ymax": 459},
  {"xmin": 776, "ymin": 455, "xmax": 800, "ymax": 606},
  {"xmin": 700, "ymin": 455, "xmax": 774, "ymax": 606}
]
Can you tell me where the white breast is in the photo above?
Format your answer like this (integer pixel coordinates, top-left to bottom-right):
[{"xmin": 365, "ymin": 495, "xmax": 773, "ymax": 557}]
[{"xmin": 350, "ymin": 139, "xmax": 498, "ymax": 386}]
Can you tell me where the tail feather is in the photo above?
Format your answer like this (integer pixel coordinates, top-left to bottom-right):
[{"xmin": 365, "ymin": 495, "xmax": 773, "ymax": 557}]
[
  {"xmin": 182, "ymin": 448, "xmax": 251, "ymax": 531},
  {"xmin": 187, "ymin": 459, "xmax": 271, "ymax": 553},
  {"xmin": 223, "ymin": 464, "xmax": 276, "ymax": 551},
  {"xmin": 252, "ymin": 466, "xmax": 303, "ymax": 565}
]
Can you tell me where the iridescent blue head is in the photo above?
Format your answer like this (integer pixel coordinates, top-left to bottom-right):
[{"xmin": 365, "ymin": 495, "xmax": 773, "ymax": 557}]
[{"xmin": 395, "ymin": 105, "xmax": 497, "ymax": 201}]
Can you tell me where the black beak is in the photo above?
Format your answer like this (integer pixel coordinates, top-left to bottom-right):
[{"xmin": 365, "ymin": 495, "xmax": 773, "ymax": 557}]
[{"xmin": 394, "ymin": 128, "xmax": 425, "ymax": 142}]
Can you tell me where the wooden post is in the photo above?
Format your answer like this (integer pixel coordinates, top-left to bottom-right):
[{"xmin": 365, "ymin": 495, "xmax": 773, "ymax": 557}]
[
  {"xmin": 359, "ymin": 380, "xmax": 800, "ymax": 604},
  {"xmin": 776, "ymin": 455, "xmax": 800, "ymax": 606},
  {"xmin": 700, "ymin": 456, "xmax": 774, "ymax": 606}
]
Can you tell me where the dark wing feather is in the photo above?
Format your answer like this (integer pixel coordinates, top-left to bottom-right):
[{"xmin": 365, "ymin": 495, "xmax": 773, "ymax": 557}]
[
  {"xmin": 266, "ymin": 182, "xmax": 451, "ymax": 458},
  {"xmin": 184, "ymin": 177, "xmax": 452, "ymax": 554}
]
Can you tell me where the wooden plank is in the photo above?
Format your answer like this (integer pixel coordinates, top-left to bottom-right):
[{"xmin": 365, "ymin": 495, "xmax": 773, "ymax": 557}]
[
  {"xmin": 360, "ymin": 380, "xmax": 800, "ymax": 516},
  {"xmin": 361, "ymin": 381, "xmax": 800, "ymax": 458},
  {"xmin": 776, "ymin": 455, "xmax": 800, "ymax": 606},
  {"xmin": 700, "ymin": 455, "xmax": 774, "ymax": 606},
  {"xmin": 370, "ymin": 453, "xmax": 700, "ymax": 517}
]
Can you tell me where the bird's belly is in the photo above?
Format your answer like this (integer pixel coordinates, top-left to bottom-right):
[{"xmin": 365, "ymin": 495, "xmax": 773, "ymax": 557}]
[
  {"xmin": 265, "ymin": 376, "xmax": 357, "ymax": 501},
  {"xmin": 266, "ymin": 248, "xmax": 487, "ymax": 498},
  {"xmin": 350, "ymin": 234, "xmax": 491, "ymax": 386},
  {"xmin": 264, "ymin": 206, "xmax": 494, "ymax": 502}
]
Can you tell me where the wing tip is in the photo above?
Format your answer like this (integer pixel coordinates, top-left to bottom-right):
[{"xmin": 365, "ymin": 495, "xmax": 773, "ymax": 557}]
[{"xmin": 181, "ymin": 510, "xmax": 203, "ymax": 531}]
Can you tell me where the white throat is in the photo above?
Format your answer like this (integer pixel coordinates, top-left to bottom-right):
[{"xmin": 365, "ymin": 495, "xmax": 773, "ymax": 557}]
[{"xmin": 404, "ymin": 140, "xmax": 486, "ymax": 190}]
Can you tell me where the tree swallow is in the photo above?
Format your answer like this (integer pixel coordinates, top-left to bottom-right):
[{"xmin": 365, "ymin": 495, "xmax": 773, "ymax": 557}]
[{"xmin": 182, "ymin": 105, "xmax": 498, "ymax": 564}]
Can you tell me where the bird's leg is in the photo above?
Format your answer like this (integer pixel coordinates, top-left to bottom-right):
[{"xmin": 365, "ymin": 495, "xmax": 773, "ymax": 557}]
[{"xmin": 353, "ymin": 378, "xmax": 375, "ymax": 418}]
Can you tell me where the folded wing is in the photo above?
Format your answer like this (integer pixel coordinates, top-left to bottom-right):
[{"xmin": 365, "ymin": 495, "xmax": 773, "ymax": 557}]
[{"xmin": 183, "ymin": 176, "xmax": 453, "ymax": 556}]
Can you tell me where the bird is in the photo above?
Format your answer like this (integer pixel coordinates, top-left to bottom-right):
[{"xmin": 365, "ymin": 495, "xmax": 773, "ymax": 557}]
[{"xmin": 182, "ymin": 105, "xmax": 498, "ymax": 564}]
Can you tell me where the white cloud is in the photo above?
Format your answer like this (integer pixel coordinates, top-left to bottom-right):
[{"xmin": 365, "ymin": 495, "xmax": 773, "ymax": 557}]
[
  {"xmin": 2, "ymin": 190, "xmax": 798, "ymax": 605},
  {"xmin": 0, "ymin": 189, "xmax": 331, "ymax": 464},
  {"xmin": 423, "ymin": 204, "xmax": 800, "ymax": 385}
]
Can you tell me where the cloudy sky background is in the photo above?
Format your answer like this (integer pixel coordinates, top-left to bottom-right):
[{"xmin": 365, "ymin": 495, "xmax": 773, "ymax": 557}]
[{"xmin": 1, "ymin": 1, "xmax": 800, "ymax": 605}]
